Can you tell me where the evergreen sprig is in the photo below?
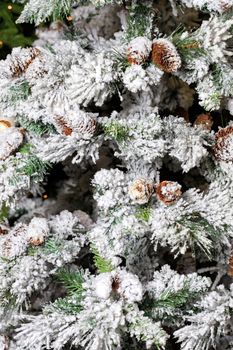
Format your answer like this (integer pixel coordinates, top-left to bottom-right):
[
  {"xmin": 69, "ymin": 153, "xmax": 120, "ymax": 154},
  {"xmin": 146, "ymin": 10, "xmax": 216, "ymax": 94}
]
[
  {"xmin": 18, "ymin": 117, "xmax": 57, "ymax": 136},
  {"xmin": 136, "ymin": 205, "xmax": 152, "ymax": 222},
  {"xmin": 125, "ymin": 4, "xmax": 156, "ymax": 42},
  {"xmin": 172, "ymin": 32, "xmax": 206, "ymax": 61},
  {"xmin": 9, "ymin": 81, "xmax": 31, "ymax": 102},
  {"xmin": 177, "ymin": 212, "xmax": 221, "ymax": 258},
  {"xmin": 104, "ymin": 121, "xmax": 129, "ymax": 142},
  {"xmin": 51, "ymin": 296, "xmax": 83, "ymax": 315},
  {"xmin": 91, "ymin": 245, "xmax": 114, "ymax": 273},
  {"xmin": 18, "ymin": 154, "xmax": 51, "ymax": 181},
  {"xmin": 56, "ymin": 269, "xmax": 85, "ymax": 297},
  {"xmin": 143, "ymin": 282, "xmax": 202, "ymax": 319},
  {"xmin": 42, "ymin": 239, "xmax": 63, "ymax": 254}
]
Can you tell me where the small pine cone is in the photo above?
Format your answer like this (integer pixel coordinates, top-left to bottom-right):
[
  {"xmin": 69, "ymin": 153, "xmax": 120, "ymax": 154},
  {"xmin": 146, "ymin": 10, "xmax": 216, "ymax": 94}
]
[
  {"xmin": 8, "ymin": 47, "xmax": 41, "ymax": 77},
  {"xmin": 27, "ymin": 217, "xmax": 49, "ymax": 246},
  {"xmin": 0, "ymin": 119, "xmax": 13, "ymax": 133},
  {"xmin": 152, "ymin": 38, "xmax": 181, "ymax": 73},
  {"xmin": 156, "ymin": 181, "xmax": 182, "ymax": 205},
  {"xmin": 76, "ymin": 115, "xmax": 97, "ymax": 138},
  {"xmin": 54, "ymin": 115, "xmax": 73, "ymax": 136},
  {"xmin": 194, "ymin": 113, "xmax": 213, "ymax": 131},
  {"xmin": 0, "ymin": 127, "xmax": 24, "ymax": 160},
  {"xmin": 228, "ymin": 254, "xmax": 233, "ymax": 277},
  {"xmin": 129, "ymin": 178, "xmax": 154, "ymax": 204},
  {"xmin": 127, "ymin": 36, "xmax": 152, "ymax": 65},
  {"xmin": 214, "ymin": 125, "xmax": 233, "ymax": 162}
]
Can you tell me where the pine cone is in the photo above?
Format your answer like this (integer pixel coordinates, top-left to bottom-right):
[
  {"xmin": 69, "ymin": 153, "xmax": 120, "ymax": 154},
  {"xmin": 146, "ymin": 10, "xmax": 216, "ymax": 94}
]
[
  {"xmin": 76, "ymin": 115, "xmax": 97, "ymax": 137},
  {"xmin": 194, "ymin": 113, "xmax": 213, "ymax": 131},
  {"xmin": 152, "ymin": 39, "xmax": 181, "ymax": 73},
  {"xmin": 0, "ymin": 128, "xmax": 24, "ymax": 160},
  {"xmin": 228, "ymin": 254, "xmax": 233, "ymax": 277},
  {"xmin": 54, "ymin": 115, "xmax": 73, "ymax": 136},
  {"xmin": 214, "ymin": 125, "xmax": 233, "ymax": 162},
  {"xmin": 156, "ymin": 181, "xmax": 182, "ymax": 205},
  {"xmin": 129, "ymin": 178, "xmax": 154, "ymax": 204},
  {"xmin": 8, "ymin": 47, "xmax": 41, "ymax": 77},
  {"xmin": 27, "ymin": 218, "xmax": 49, "ymax": 246},
  {"xmin": 127, "ymin": 36, "xmax": 152, "ymax": 65}
]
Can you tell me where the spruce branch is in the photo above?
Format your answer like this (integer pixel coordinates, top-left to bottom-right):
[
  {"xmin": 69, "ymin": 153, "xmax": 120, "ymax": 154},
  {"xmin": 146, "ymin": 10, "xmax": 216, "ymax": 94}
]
[
  {"xmin": 8, "ymin": 81, "xmax": 31, "ymax": 102},
  {"xmin": 143, "ymin": 282, "xmax": 199, "ymax": 315},
  {"xmin": 103, "ymin": 121, "xmax": 129, "ymax": 142},
  {"xmin": 18, "ymin": 117, "xmax": 57, "ymax": 136},
  {"xmin": 51, "ymin": 296, "xmax": 83, "ymax": 314},
  {"xmin": 56, "ymin": 269, "xmax": 85, "ymax": 297},
  {"xmin": 124, "ymin": 4, "xmax": 155, "ymax": 41},
  {"xmin": 135, "ymin": 205, "xmax": 152, "ymax": 222},
  {"xmin": 91, "ymin": 245, "xmax": 114, "ymax": 273}
]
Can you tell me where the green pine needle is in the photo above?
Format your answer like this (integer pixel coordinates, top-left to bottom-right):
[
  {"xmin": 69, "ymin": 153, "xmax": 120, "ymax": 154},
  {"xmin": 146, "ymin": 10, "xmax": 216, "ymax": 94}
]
[
  {"xmin": 51, "ymin": 297, "xmax": 83, "ymax": 315},
  {"xmin": 42, "ymin": 239, "xmax": 63, "ymax": 254},
  {"xmin": 125, "ymin": 4, "xmax": 155, "ymax": 42},
  {"xmin": 9, "ymin": 81, "xmax": 31, "ymax": 102},
  {"xmin": 18, "ymin": 117, "xmax": 57, "ymax": 136},
  {"xmin": 0, "ymin": 203, "xmax": 9, "ymax": 223},
  {"xmin": 18, "ymin": 155, "xmax": 51, "ymax": 180},
  {"xmin": 91, "ymin": 245, "xmax": 114, "ymax": 273},
  {"xmin": 136, "ymin": 205, "xmax": 152, "ymax": 222},
  {"xmin": 56, "ymin": 269, "xmax": 85, "ymax": 297},
  {"xmin": 104, "ymin": 122, "xmax": 129, "ymax": 143}
]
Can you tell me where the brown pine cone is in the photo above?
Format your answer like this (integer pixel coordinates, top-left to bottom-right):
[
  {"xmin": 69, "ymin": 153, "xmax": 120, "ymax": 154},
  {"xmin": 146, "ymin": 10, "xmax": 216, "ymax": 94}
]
[
  {"xmin": 152, "ymin": 39, "xmax": 181, "ymax": 73},
  {"xmin": 156, "ymin": 181, "xmax": 182, "ymax": 205}
]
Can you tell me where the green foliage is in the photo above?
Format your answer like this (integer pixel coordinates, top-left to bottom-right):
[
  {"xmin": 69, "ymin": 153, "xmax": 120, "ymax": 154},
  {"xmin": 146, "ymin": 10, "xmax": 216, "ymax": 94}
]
[
  {"xmin": 0, "ymin": 203, "xmax": 9, "ymax": 223},
  {"xmin": 104, "ymin": 121, "xmax": 129, "ymax": 142},
  {"xmin": 91, "ymin": 245, "xmax": 114, "ymax": 273},
  {"xmin": 18, "ymin": 117, "xmax": 57, "ymax": 136},
  {"xmin": 42, "ymin": 239, "xmax": 63, "ymax": 254},
  {"xmin": 0, "ymin": 1, "xmax": 35, "ymax": 59},
  {"xmin": 56, "ymin": 269, "xmax": 85, "ymax": 297},
  {"xmin": 9, "ymin": 81, "xmax": 31, "ymax": 102},
  {"xmin": 125, "ymin": 4, "xmax": 155, "ymax": 42},
  {"xmin": 147, "ymin": 283, "xmax": 193, "ymax": 311},
  {"xmin": 172, "ymin": 30, "xmax": 206, "ymax": 62},
  {"xmin": 50, "ymin": 268, "xmax": 86, "ymax": 315},
  {"xmin": 16, "ymin": 0, "xmax": 75, "ymax": 25},
  {"xmin": 135, "ymin": 205, "xmax": 152, "ymax": 222},
  {"xmin": 51, "ymin": 296, "xmax": 83, "ymax": 314},
  {"xmin": 112, "ymin": 48, "xmax": 130, "ymax": 71},
  {"xmin": 177, "ymin": 212, "xmax": 221, "ymax": 258},
  {"xmin": 18, "ymin": 154, "xmax": 51, "ymax": 181}
]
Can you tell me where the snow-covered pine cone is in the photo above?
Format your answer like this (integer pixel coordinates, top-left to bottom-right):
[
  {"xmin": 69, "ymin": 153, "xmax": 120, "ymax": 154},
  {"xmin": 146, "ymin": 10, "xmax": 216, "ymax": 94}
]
[
  {"xmin": 53, "ymin": 113, "xmax": 97, "ymax": 137},
  {"xmin": 214, "ymin": 125, "xmax": 233, "ymax": 162},
  {"xmin": 26, "ymin": 217, "xmax": 49, "ymax": 246},
  {"xmin": 54, "ymin": 115, "xmax": 73, "ymax": 136},
  {"xmin": 7, "ymin": 47, "xmax": 41, "ymax": 77},
  {"xmin": 128, "ymin": 178, "xmax": 154, "ymax": 204},
  {"xmin": 194, "ymin": 113, "xmax": 213, "ymax": 131},
  {"xmin": 0, "ymin": 127, "xmax": 24, "ymax": 160},
  {"xmin": 152, "ymin": 38, "xmax": 181, "ymax": 73},
  {"xmin": 156, "ymin": 181, "xmax": 182, "ymax": 205},
  {"xmin": 127, "ymin": 36, "xmax": 152, "ymax": 65},
  {"xmin": 76, "ymin": 114, "xmax": 97, "ymax": 138}
]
